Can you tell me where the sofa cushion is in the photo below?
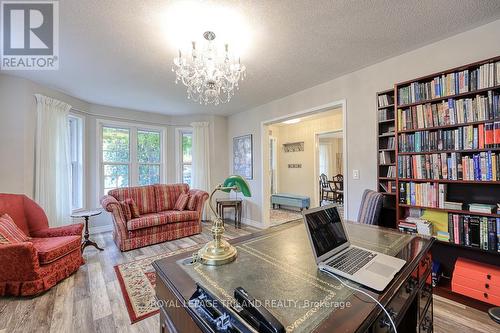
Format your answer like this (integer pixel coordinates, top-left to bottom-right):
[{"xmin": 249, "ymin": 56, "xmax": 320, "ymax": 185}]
[
  {"xmin": 119, "ymin": 200, "xmax": 132, "ymax": 221},
  {"xmin": 174, "ymin": 193, "xmax": 190, "ymax": 211},
  {"xmin": 154, "ymin": 184, "xmax": 189, "ymax": 212},
  {"xmin": 0, "ymin": 214, "xmax": 30, "ymax": 243},
  {"xmin": 128, "ymin": 198, "xmax": 140, "ymax": 218},
  {"xmin": 108, "ymin": 186, "xmax": 157, "ymax": 214},
  {"xmin": 187, "ymin": 195, "xmax": 197, "ymax": 211},
  {"xmin": 31, "ymin": 235, "xmax": 81, "ymax": 264},
  {"xmin": 126, "ymin": 211, "xmax": 199, "ymax": 231}
]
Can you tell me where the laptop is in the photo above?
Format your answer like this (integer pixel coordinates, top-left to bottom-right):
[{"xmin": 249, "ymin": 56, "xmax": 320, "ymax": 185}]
[{"xmin": 303, "ymin": 205, "xmax": 406, "ymax": 291}]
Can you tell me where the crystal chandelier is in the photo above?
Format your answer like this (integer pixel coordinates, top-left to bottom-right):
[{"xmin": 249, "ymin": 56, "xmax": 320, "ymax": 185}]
[{"xmin": 172, "ymin": 31, "xmax": 246, "ymax": 106}]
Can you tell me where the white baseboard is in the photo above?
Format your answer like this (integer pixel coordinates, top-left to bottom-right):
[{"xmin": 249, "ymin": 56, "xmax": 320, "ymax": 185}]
[
  {"xmin": 89, "ymin": 224, "xmax": 113, "ymax": 235},
  {"xmin": 241, "ymin": 218, "xmax": 265, "ymax": 229}
]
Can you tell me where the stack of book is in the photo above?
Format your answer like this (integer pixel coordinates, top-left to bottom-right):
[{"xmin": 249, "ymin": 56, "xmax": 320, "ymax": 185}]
[
  {"xmin": 436, "ymin": 231, "xmax": 450, "ymax": 242},
  {"xmin": 448, "ymin": 213, "xmax": 500, "ymax": 252},
  {"xmin": 397, "ymin": 61, "xmax": 500, "ymax": 105},
  {"xmin": 444, "ymin": 201, "xmax": 463, "ymax": 210},
  {"xmin": 397, "ymin": 151, "xmax": 500, "ymax": 181},
  {"xmin": 398, "ymin": 93, "xmax": 500, "ymax": 131},
  {"xmin": 398, "ymin": 122, "xmax": 500, "ymax": 153},
  {"xmin": 398, "ymin": 217, "xmax": 433, "ymax": 236},
  {"xmin": 469, "ymin": 203, "xmax": 497, "ymax": 214}
]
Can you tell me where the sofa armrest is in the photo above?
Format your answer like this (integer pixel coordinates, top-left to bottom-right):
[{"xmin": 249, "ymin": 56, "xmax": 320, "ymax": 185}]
[
  {"xmin": 188, "ymin": 189, "xmax": 209, "ymax": 216},
  {"xmin": 100, "ymin": 195, "xmax": 128, "ymax": 236},
  {"xmin": 31, "ymin": 223, "xmax": 84, "ymax": 238},
  {"xmin": 0, "ymin": 242, "xmax": 40, "ymax": 281}
]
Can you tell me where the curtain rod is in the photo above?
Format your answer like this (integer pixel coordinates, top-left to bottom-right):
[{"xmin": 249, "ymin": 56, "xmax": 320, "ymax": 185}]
[{"xmin": 70, "ymin": 106, "xmax": 193, "ymax": 128}]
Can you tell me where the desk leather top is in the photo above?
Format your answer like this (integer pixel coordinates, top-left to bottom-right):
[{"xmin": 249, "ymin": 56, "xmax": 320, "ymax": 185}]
[{"xmin": 155, "ymin": 221, "xmax": 432, "ymax": 333}]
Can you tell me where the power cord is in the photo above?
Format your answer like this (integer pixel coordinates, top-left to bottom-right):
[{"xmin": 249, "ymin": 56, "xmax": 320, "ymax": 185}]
[{"xmin": 320, "ymin": 268, "xmax": 397, "ymax": 333}]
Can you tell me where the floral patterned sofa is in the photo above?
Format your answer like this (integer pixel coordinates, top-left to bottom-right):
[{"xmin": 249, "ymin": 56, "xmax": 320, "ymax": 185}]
[{"xmin": 100, "ymin": 184, "xmax": 208, "ymax": 251}]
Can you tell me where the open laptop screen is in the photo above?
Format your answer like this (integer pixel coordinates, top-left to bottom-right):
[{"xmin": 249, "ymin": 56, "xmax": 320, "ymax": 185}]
[{"xmin": 304, "ymin": 206, "xmax": 347, "ymax": 257}]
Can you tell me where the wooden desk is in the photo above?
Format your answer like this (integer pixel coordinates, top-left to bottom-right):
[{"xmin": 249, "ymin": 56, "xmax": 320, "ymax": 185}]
[{"xmin": 153, "ymin": 221, "xmax": 434, "ymax": 333}]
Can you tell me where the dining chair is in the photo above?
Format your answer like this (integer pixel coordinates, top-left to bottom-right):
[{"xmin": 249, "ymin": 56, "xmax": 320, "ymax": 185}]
[
  {"xmin": 319, "ymin": 173, "xmax": 335, "ymax": 206},
  {"xmin": 357, "ymin": 189, "xmax": 383, "ymax": 225},
  {"xmin": 332, "ymin": 174, "xmax": 344, "ymax": 203}
]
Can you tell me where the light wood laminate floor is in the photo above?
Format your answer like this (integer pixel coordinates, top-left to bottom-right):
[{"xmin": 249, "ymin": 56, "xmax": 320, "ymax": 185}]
[{"xmin": 0, "ymin": 222, "xmax": 498, "ymax": 333}]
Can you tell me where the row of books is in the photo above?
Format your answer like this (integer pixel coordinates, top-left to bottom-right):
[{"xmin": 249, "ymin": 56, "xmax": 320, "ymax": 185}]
[
  {"xmin": 379, "ymin": 181, "xmax": 396, "ymax": 193},
  {"xmin": 379, "ymin": 151, "xmax": 393, "ymax": 165},
  {"xmin": 397, "ymin": 123, "xmax": 500, "ymax": 152},
  {"xmin": 397, "ymin": 151, "xmax": 500, "ymax": 181},
  {"xmin": 378, "ymin": 108, "xmax": 394, "ymax": 121},
  {"xmin": 381, "ymin": 137, "xmax": 395, "ymax": 150},
  {"xmin": 378, "ymin": 94, "xmax": 394, "ymax": 107},
  {"xmin": 398, "ymin": 182, "xmax": 442, "ymax": 207},
  {"xmin": 397, "ymin": 92, "xmax": 500, "ymax": 131},
  {"xmin": 397, "ymin": 61, "xmax": 500, "ymax": 105},
  {"xmin": 385, "ymin": 165, "xmax": 396, "ymax": 178},
  {"xmin": 447, "ymin": 213, "xmax": 499, "ymax": 252}
]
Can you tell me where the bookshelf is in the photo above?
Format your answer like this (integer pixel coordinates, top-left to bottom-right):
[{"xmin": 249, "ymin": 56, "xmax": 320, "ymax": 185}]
[
  {"xmin": 377, "ymin": 89, "xmax": 397, "ymax": 227},
  {"xmin": 394, "ymin": 55, "xmax": 500, "ymax": 310}
]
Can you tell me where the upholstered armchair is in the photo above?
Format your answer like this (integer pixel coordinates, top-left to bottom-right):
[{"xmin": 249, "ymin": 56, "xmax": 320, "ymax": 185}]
[{"xmin": 0, "ymin": 194, "xmax": 84, "ymax": 296}]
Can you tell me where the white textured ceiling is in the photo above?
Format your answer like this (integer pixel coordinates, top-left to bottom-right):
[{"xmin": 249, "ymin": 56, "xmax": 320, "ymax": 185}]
[{"xmin": 4, "ymin": 0, "xmax": 500, "ymax": 115}]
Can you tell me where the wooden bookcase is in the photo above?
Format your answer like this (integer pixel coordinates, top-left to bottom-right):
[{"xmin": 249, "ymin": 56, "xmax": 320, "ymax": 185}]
[
  {"xmin": 394, "ymin": 55, "xmax": 500, "ymax": 310},
  {"xmin": 376, "ymin": 89, "xmax": 397, "ymax": 227}
]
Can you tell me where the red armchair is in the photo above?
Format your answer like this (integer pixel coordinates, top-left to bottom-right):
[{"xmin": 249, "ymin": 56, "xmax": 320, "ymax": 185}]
[{"xmin": 0, "ymin": 194, "xmax": 84, "ymax": 296}]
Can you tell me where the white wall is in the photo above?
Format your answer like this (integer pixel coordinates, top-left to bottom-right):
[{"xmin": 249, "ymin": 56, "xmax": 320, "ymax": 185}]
[
  {"xmin": 227, "ymin": 19, "xmax": 500, "ymax": 227},
  {"xmin": 0, "ymin": 74, "xmax": 228, "ymax": 232}
]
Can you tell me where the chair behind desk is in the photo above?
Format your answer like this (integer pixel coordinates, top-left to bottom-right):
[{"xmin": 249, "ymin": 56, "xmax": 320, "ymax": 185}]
[{"xmin": 357, "ymin": 189, "xmax": 383, "ymax": 225}]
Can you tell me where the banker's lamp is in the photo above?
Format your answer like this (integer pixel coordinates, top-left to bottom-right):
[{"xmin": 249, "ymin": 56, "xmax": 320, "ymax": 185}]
[{"xmin": 196, "ymin": 175, "xmax": 251, "ymax": 265}]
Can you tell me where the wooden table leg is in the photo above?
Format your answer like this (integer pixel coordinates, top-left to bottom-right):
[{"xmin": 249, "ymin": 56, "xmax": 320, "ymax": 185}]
[{"xmin": 81, "ymin": 216, "xmax": 104, "ymax": 252}]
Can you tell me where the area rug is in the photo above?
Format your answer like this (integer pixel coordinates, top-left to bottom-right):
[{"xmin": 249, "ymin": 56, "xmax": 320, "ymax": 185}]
[
  {"xmin": 115, "ymin": 245, "xmax": 199, "ymax": 324},
  {"xmin": 269, "ymin": 208, "xmax": 303, "ymax": 225}
]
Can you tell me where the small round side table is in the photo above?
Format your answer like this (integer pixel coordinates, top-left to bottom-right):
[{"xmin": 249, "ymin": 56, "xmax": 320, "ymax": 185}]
[{"xmin": 71, "ymin": 210, "xmax": 103, "ymax": 253}]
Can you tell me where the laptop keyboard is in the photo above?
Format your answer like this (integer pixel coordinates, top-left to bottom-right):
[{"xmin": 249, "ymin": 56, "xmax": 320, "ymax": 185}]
[{"xmin": 327, "ymin": 247, "xmax": 377, "ymax": 275}]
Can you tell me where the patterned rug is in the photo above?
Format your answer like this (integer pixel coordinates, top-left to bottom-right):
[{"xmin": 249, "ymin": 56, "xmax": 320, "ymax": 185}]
[
  {"xmin": 269, "ymin": 208, "xmax": 303, "ymax": 225},
  {"xmin": 115, "ymin": 245, "xmax": 199, "ymax": 323}
]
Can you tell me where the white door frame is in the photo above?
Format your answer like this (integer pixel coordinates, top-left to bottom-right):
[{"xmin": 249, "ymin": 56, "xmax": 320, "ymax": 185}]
[{"xmin": 260, "ymin": 99, "xmax": 348, "ymax": 228}]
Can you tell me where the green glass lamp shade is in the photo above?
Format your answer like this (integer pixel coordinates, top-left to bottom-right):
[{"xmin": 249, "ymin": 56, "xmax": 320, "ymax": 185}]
[{"xmin": 221, "ymin": 175, "xmax": 251, "ymax": 197}]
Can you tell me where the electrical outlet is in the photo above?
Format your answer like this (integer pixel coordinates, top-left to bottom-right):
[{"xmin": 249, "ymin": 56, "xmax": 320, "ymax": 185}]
[{"xmin": 353, "ymin": 169, "xmax": 360, "ymax": 180}]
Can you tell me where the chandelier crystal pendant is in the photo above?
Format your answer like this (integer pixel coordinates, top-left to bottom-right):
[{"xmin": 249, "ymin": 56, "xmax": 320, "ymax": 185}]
[{"xmin": 172, "ymin": 31, "xmax": 246, "ymax": 106}]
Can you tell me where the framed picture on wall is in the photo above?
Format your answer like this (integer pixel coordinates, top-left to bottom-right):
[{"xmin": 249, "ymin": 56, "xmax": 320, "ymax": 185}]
[{"xmin": 233, "ymin": 134, "xmax": 253, "ymax": 179}]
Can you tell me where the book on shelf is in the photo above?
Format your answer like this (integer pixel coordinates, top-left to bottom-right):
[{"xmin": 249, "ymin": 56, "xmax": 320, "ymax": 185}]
[
  {"xmin": 436, "ymin": 231, "xmax": 450, "ymax": 242},
  {"xmin": 384, "ymin": 137, "xmax": 395, "ymax": 149},
  {"xmin": 398, "ymin": 217, "xmax": 433, "ymax": 236},
  {"xmin": 444, "ymin": 201, "xmax": 464, "ymax": 210},
  {"xmin": 397, "ymin": 91, "xmax": 500, "ymax": 131},
  {"xmin": 378, "ymin": 94, "xmax": 394, "ymax": 107},
  {"xmin": 469, "ymin": 203, "xmax": 497, "ymax": 214},
  {"xmin": 379, "ymin": 151, "xmax": 393, "ymax": 164},
  {"xmin": 397, "ymin": 61, "xmax": 500, "ymax": 105},
  {"xmin": 397, "ymin": 151, "xmax": 500, "ymax": 181},
  {"xmin": 447, "ymin": 213, "xmax": 499, "ymax": 252},
  {"xmin": 378, "ymin": 108, "xmax": 394, "ymax": 121},
  {"xmin": 398, "ymin": 122, "xmax": 500, "ymax": 152},
  {"xmin": 386, "ymin": 165, "xmax": 396, "ymax": 177},
  {"xmin": 399, "ymin": 182, "xmax": 439, "ymax": 207}
]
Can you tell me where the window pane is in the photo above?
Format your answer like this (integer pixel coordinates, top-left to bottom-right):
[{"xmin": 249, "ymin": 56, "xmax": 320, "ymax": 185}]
[
  {"xmin": 139, "ymin": 164, "xmax": 160, "ymax": 186},
  {"xmin": 182, "ymin": 133, "xmax": 192, "ymax": 164},
  {"xmin": 102, "ymin": 127, "xmax": 129, "ymax": 163},
  {"xmin": 183, "ymin": 164, "xmax": 192, "ymax": 186},
  {"xmin": 103, "ymin": 164, "xmax": 129, "ymax": 195},
  {"xmin": 137, "ymin": 130, "xmax": 160, "ymax": 163}
]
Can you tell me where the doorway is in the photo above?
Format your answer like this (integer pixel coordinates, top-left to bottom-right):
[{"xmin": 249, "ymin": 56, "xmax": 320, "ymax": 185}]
[{"xmin": 262, "ymin": 103, "xmax": 346, "ymax": 227}]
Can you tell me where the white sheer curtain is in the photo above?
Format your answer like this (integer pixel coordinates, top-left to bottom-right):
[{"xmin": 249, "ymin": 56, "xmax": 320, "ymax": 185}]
[
  {"xmin": 34, "ymin": 94, "xmax": 72, "ymax": 227},
  {"xmin": 191, "ymin": 122, "xmax": 211, "ymax": 192}
]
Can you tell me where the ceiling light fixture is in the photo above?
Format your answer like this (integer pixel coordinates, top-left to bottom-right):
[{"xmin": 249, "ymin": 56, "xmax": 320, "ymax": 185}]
[
  {"xmin": 172, "ymin": 31, "xmax": 246, "ymax": 106},
  {"xmin": 283, "ymin": 118, "xmax": 301, "ymax": 124}
]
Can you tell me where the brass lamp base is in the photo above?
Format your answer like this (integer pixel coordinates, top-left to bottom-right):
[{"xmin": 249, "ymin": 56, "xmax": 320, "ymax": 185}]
[{"xmin": 197, "ymin": 238, "xmax": 237, "ymax": 266}]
